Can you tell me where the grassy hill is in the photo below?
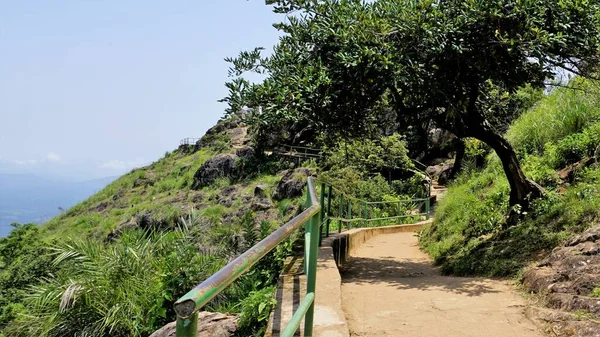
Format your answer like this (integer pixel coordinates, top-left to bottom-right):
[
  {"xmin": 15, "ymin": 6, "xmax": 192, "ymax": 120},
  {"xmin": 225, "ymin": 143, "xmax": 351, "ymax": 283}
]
[
  {"xmin": 0, "ymin": 117, "xmax": 313, "ymax": 337},
  {"xmin": 421, "ymin": 77, "xmax": 600, "ymax": 276}
]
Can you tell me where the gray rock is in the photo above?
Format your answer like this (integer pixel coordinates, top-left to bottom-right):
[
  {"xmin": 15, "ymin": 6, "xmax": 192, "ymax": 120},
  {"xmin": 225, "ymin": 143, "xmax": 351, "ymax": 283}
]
[
  {"xmin": 254, "ymin": 184, "xmax": 268, "ymax": 198},
  {"xmin": 522, "ymin": 222, "xmax": 600, "ymax": 318},
  {"xmin": 149, "ymin": 311, "xmax": 238, "ymax": 337},
  {"xmin": 230, "ymin": 127, "xmax": 249, "ymax": 147},
  {"xmin": 252, "ymin": 197, "xmax": 274, "ymax": 211},
  {"xmin": 236, "ymin": 146, "xmax": 255, "ymax": 160},
  {"xmin": 273, "ymin": 168, "xmax": 316, "ymax": 201},
  {"xmin": 192, "ymin": 154, "xmax": 237, "ymax": 189}
]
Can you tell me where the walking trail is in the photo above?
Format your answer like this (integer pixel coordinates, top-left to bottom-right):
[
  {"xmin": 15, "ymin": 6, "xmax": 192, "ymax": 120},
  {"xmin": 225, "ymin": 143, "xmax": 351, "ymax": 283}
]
[{"xmin": 340, "ymin": 232, "xmax": 544, "ymax": 337}]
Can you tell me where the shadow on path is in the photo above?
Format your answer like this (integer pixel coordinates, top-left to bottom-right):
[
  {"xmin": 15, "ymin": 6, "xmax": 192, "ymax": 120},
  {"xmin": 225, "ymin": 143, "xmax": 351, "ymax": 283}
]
[{"xmin": 340, "ymin": 254, "xmax": 502, "ymax": 297}]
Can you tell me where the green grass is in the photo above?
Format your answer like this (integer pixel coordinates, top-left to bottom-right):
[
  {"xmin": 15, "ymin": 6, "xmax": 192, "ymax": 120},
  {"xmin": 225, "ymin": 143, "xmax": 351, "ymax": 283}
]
[
  {"xmin": 421, "ymin": 78, "xmax": 600, "ymax": 277},
  {"xmin": 42, "ymin": 148, "xmax": 218, "ymax": 240}
]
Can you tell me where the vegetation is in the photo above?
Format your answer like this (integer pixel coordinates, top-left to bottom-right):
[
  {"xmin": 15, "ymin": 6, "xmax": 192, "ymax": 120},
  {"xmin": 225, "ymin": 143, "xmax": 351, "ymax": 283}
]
[
  {"xmin": 3, "ymin": 1, "xmax": 600, "ymax": 335},
  {"xmin": 222, "ymin": 0, "xmax": 600, "ymax": 208},
  {"xmin": 421, "ymin": 77, "xmax": 600, "ymax": 276}
]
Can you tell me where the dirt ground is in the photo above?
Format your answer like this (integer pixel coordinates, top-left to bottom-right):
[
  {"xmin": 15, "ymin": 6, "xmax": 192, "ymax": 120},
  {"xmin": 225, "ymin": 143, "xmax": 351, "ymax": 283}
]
[{"xmin": 340, "ymin": 232, "xmax": 544, "ymax": 337}]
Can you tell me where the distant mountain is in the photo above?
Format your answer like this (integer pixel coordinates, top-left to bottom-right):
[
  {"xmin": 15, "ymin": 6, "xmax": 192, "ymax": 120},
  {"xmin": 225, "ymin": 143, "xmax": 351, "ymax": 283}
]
[{"xmin": 0, "ymin": 174, "xmax": 117, "ymax": 236}]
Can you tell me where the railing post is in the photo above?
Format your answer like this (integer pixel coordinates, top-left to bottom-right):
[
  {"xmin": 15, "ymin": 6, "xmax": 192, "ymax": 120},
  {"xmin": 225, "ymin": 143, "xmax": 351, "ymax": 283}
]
[
  {"xmin": 303, "ymin": 212, "xmax": 320, "ymax": 336},
  {"xmin": 304, "ymin": 187, "xmax": 311, "ymax": 275},
  {"xmin": 319, "ymin": 183, "xmax": 326, "ymax": 246},
  {"xmin": 347, "ymin": 200, "xmax": 352, "ymax": 229},
  {"xmin": 338, "ymin": 194, "xmax": 344, "ymax": 233},
  {"xmin": 176, "ymin": 312, "xmax": 198, "ymax": 337},
  {"xmin": 325, "ymin": 186, "xmax": 332, "ymax": 237},
  {"xmin": 426, "ymin": 198, "xmax": 431, "ymax": 220},
  {"xmin": 363, "ymin": 201, "xmax": 368, "ymax": 227}
]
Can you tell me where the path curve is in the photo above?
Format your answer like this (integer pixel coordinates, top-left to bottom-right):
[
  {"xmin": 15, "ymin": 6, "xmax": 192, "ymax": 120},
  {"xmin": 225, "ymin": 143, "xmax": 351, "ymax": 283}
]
[{"xmin": 340, "ymin": 232, "xmax": 543, "ymax": 337}]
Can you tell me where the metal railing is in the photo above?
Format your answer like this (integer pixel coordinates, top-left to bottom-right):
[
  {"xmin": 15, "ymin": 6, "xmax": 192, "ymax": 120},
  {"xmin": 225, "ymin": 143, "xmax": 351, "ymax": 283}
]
[
  {"xmin": 173, "ymin": 177, "xmax": 322, "ymax": 337},
  {"xmin": 316, "ymin": 182, "xmax": 430, "ymax": 243},
  {"xmin": 172, "ymin": 177, "xmax": 430, "ymax": 336},
  {"xmin": 180, "ymin": 138, "xmax": 201, "ymax": 146},
  {"xmin": 271, "ymin": 145, "xmax": 323, "ymax": 160}
]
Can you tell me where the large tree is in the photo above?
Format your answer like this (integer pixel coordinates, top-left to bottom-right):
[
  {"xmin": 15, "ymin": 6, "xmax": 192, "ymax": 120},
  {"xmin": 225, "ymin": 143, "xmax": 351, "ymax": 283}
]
[{"xmin": 222, "ymin": 0, "xmax": 600, "ymax": 207}]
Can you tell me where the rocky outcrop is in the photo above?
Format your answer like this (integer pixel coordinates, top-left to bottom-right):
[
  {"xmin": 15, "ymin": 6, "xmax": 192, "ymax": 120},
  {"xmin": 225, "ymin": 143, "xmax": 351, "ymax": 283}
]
[
  {"xmin": 192, "ymin": 154, "xmax": 238, "ymax": 189},
  {"xmin": 149, "ymin": 312, "xmax": 238, "ymax": 337},
  {"xmin": 522, "ymin": 223, "xmax": 600, "ymax": 333},
  {"xmin": 236, "ymin": 146, "xmax": 255, "ymax": 160},
  {"xmin": 525, "ymin": 307, "xmax": 600, "ymax": 337},
  {"xmin": 273, "ymin": 168, "xmax": 316, "ymax": 201}
]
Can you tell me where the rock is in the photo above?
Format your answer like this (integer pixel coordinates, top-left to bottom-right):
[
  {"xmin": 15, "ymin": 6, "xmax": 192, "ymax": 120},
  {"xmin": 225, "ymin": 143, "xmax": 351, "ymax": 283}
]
[
  {"xmin": 230, "ymin": 127, "xmax": 249, "ymax": 147},
  {"xmin": 221, "ymin": 185, "xmax": 239, "ymax": 197},
  {"xmin": 192, "ymin": 154, "xmax": 237, "ymax": 189},
  {"xmin": 149, "ymin": 311, "xmax": 238, "ymax": 337},
  {"xmin": 92, "ymin": 201, "xmax": 110, "ymax": 212},
  {"xmin": 133, "ymin": 177, "xmax": 154, "ymax": 188},
  {"xmin": 522, "ymin": 222, "xmax": 600, "ymax": 319},
  {"xmin": 252, "ymin": 197, "xmax": 273, "ymax": 211},
  {"xmin": 426, "ymin": 162, "xmax": 453, "ymax": 185},
  {"xmin": 254, "ymin": 185, "xmax": 267, "ymax": 198},
  {"xmin": 236, "ymin": 146, "xmax": 255, "ymax": 160},
  {"xmin": 273, "ymin": 168, "xmax": 316, "ymax": 201},
  {"xmin": 558, "ymin": 157, "xmax": 593, "ymax": 182},
  {"xmin": 189, "ymin": 192, "xmax": 204, "ymax": 203},
  {"xmin": 104, "ymin": 220, "xmax": 137, "ymax": 242},
  {"xmin": 525, "ymin": 307, "xmax": 600, "ymax": 337}
]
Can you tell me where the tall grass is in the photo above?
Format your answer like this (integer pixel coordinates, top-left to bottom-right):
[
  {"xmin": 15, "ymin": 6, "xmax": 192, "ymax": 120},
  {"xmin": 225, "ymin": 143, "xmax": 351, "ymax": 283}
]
[{"xmin": 507, "ymin": 77, "xmax": 600, "ymax": 156}]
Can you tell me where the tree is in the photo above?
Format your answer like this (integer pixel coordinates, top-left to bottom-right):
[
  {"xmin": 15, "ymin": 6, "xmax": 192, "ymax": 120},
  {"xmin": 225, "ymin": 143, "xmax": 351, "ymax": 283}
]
[{"xmin": 223, "ymin": 0, "xmax": 600, "ymax": 207}]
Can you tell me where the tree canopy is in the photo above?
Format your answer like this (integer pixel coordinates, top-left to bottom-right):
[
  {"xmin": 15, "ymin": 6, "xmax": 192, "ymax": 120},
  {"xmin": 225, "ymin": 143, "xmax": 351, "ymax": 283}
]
[{"xmin": 222, "ymin": 0, "xmax": 600, "ymax": 206}]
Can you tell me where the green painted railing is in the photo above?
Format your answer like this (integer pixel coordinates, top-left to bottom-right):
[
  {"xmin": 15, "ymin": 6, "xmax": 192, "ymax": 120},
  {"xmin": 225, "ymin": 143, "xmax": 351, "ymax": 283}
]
[
  {"xmin": 173, "ymin": 177, "xmax": 322, "ymax": 337},
  {"xmin": 315, "ymin": 182, "xmax": 430, "ymax": 245},
  {"xmin": 172, "ymin": 177, "xmax": 431, "ymax": 336}
]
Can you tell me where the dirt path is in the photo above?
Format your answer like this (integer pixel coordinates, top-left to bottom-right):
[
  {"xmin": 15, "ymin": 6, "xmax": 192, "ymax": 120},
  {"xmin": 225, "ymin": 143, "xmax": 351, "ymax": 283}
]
[{"xmin": 340, "ymin": 232, "xmax": 544, "ymax": 337}]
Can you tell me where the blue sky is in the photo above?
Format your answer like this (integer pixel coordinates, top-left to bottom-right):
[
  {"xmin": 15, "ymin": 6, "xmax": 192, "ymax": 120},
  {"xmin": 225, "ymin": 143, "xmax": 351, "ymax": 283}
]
[{"xmin": 0, "ymin": 1, "xmax": 281, "ymax": 181}]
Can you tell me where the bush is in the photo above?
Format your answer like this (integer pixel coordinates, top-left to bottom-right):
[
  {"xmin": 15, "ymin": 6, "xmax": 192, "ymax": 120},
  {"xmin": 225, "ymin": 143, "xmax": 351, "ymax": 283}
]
[
  {"xmin": 555, "ymin": 133, "xmax": 593, "ymax": 167},
  {"xmin": 5, "ymin": 228, "xmax": 226, "ymax": 337}
]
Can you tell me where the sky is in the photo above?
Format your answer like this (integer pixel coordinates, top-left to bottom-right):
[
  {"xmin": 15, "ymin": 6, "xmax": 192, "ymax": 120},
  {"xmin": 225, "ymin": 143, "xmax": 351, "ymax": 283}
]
[{"xmin": 0, "ymin": 1, "xmax": 281, "ymax": 181}]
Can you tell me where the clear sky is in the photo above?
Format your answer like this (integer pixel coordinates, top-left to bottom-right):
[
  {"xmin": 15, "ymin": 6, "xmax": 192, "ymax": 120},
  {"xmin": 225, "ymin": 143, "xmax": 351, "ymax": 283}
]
[{"xmin": 0, "ymin": 1, "xmax": 281, "ymax": 181}]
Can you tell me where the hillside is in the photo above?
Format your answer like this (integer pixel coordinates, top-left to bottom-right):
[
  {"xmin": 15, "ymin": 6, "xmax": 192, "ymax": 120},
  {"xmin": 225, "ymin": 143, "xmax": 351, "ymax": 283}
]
[
  {"xmin": 0, "ymin": 115, "xmax": 317, "ymax": 337},
  {"xmin": 42, "ymin": 117, "xmax": 307, "ymax": 242}
]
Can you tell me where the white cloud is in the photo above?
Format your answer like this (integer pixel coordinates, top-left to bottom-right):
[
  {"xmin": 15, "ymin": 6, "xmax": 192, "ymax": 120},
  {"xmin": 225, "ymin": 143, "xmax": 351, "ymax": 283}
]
[
  {"xmin": 13, "ymin": 159, "xmax": 39, "ymax": 165},
  {"xmin": 100, "ymin": 159, "xmax": 146, "ymax": 171},
  {"xmin": 46, "ymin": 152, "xmax": 61, "ymax": 162}
]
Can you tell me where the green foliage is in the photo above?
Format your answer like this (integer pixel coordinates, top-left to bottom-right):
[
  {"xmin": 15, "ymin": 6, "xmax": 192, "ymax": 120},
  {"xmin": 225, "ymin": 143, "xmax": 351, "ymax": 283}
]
[
  {"xmin": 235, "ymin": 286, "xmax": 277, "ymax": 337},
  {"xmin": 422, "ymin": 77, "xmax": 600, "ymax": 276},
  {"xmin": 324, "ymin": 134, "xmax": 413, "ymax": 175},
  {"xmin": 4, "ymin": 227, "xmax": 226, "ymax": 337},
  {"xmin": 0, "ymin": 224, "xmax": 55, "ymax": 330},
  {"xmin": 507, "ymin": 78, "xmax": 600, "ymax": 156}
]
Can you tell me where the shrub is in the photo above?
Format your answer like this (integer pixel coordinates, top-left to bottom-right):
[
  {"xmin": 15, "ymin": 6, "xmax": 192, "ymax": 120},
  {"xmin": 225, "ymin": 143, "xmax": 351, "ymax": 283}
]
[{"xmin": 5, "ymin": 227, "xmax": 226, "ymax": 337}]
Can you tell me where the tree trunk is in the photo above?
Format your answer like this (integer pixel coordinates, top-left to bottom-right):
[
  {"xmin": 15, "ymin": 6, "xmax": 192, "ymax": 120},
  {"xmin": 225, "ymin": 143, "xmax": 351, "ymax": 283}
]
[
  {"xmin": 449, "ymin": 138, "xmax": 465, "ymax": 179},
  {"xmin": 460, "ymin": 115, "xmax": 543, "ymax": 208}
]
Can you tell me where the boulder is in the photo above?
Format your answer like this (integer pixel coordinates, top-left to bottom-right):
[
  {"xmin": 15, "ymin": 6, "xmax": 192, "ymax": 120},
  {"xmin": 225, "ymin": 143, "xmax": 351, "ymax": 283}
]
[
  {"xmin": 522, "ymin": 222, "xmax": 600, "ymax": 318},
  {"xmin": 149, "ymin": 312, "xmax": 238, "ymax": 337},
  {"xmin": 254, "ymin": 184, "xmax": 268, "ymax": 198},
  {"xmin": 236, "ymin": 146, "xmax": 255, "ymax": 160},
  {"xmin": 273, "ymin": 168, "xmax": 316, "ymax": 201},
  {"xmin": 230, "ymin": 127, "xmax": 249, "ymax": 147},
  {"xmin": 426, "ymin": 162, "xmax": 453, "ymax": 185},
  {"xmin": 252, "ymin": 197, "xmax": 274, "ymax": 211},
  {"xmin": 525, "ymin": 307, "xmax": 600, "ymax": 337},
  {"xmin": 192, "ymin": 154, "xmax": 237, "ymax": 189}
]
